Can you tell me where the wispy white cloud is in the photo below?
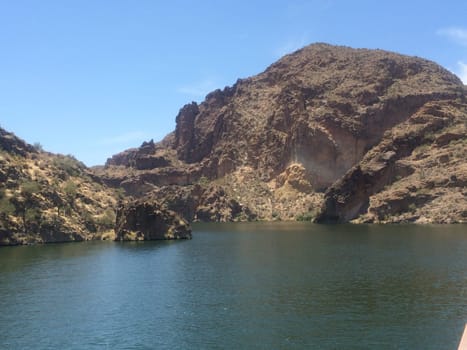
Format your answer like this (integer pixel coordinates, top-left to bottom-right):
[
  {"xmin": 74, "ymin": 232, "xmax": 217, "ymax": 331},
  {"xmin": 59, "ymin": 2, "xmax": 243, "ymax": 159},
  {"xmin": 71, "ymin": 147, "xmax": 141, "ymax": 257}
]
[
  {"xmin": 100, "ymin": 131, "xmax": 148, "ymax": 145},
  {"xmin": 437, "ymin": 27, "xmax": 467, "ymax": 84},
  {"xmin": 458, "ymin": 61, "xmax": 467, "ymax": 84},
  {"xmin": 178, "ymin": 79, "xmax": 218, "ymax": 97},
  {"xmin": 437, "ymin": 27, "xmax": 467, "ymax": 46},
  {"xmin": 275, "ymin": 35, "xmax": 309, "ymax": 58}
]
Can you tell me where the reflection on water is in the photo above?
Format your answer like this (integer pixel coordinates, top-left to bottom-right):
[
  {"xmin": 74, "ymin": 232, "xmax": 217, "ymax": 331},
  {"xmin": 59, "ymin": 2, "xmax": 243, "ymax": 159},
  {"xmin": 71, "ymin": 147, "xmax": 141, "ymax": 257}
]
[{"xmin": 0, "ymin": 223, "xmax": 466, "ymax": 349}]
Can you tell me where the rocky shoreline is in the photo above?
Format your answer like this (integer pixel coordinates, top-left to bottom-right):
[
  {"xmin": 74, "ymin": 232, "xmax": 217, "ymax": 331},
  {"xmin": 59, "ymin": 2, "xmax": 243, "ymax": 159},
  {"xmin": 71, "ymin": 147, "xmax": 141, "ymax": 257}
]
[{"xmin": 1, "ymin": 43, "xmax": 466, "ymax": 245}]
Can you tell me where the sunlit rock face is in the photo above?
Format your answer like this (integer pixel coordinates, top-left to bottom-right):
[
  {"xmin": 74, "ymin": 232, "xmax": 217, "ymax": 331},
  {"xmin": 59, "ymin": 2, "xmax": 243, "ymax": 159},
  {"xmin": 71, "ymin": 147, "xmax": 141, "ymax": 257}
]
[
  {"xmin": 0, "ymin": 128, "xmax": 119, "ymax": 245},
  {"xmin": 99, "ymin": 43, "xmax": 466, "ymax": 223}
]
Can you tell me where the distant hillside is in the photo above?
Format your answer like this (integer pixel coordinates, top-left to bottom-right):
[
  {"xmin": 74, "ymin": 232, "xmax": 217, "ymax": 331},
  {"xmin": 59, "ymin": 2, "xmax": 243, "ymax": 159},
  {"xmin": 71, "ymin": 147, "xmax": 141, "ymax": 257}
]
[{"xmin": 97, "ymin": 43, "xmax": 466, "ymax": 224}]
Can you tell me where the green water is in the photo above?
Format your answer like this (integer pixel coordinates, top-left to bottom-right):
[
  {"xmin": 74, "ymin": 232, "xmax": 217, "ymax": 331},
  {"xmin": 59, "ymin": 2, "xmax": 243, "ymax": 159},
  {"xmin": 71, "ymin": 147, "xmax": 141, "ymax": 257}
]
[{"xmin": 0, "ymin": 223, "xmax": 466, "ymax": 349}]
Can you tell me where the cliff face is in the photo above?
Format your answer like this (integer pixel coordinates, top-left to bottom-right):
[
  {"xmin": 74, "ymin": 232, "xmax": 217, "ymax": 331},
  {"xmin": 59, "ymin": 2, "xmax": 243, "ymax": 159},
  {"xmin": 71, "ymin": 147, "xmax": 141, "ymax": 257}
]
[
  {"xmin": 316, "ymin": 100, "xmax": 467, "ymax": 223},
  {"xmin": 171, "ymin": 44, "xmax": 462, "ymax": 187},
  {"xmin": 98, "ymin": 43, "xmax": 466, "ymax": 223}
]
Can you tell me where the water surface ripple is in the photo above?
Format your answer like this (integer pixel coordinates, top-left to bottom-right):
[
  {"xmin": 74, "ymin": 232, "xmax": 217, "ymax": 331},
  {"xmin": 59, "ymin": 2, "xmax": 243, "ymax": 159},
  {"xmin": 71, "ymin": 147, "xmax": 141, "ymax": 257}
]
[{"xmin": 0, "ymin": 223, "xmax": 466, "ymax": 349}]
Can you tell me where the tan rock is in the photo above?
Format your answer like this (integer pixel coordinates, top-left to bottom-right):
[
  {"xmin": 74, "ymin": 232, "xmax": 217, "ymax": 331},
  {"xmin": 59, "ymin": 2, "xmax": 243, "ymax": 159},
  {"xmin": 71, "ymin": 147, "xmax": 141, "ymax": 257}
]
[{"xmin": 97, "ymin": 43, "xmax": 466, "ymax": 224}]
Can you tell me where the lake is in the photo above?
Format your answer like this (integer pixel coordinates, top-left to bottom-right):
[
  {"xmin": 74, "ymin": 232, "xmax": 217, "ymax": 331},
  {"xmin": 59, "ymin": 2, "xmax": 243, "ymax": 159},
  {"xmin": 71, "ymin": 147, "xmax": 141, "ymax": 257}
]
[{"xmin": 0, "ymin": 222, "xmax": 466, "ymax": 349}]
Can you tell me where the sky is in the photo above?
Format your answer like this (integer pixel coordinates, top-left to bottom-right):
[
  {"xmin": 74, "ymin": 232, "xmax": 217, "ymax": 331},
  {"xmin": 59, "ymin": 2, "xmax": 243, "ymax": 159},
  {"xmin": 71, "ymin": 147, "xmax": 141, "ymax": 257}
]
[{"xmin": 0, "ymin": 0, "xmax": 466, "ymax": 166}]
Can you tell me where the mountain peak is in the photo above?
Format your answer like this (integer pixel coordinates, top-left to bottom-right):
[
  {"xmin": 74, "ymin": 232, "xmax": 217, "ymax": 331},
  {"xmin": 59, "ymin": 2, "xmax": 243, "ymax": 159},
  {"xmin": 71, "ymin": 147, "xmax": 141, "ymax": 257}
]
[{"xmin": 98, "ymin": 44, "xmax": 466, "ymax": 224}]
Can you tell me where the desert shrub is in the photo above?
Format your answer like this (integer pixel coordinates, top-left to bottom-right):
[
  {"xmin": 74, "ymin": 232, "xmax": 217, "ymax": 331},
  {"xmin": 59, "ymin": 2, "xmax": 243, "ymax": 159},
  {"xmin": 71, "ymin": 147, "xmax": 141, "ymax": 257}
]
[
  {"xmin": 81, "ymin": 210, "xmax": 97, "ymax": 233},
  {"xmin": 53, "ymin": 155, "xmax": 85, "ymax": 177},
  {"xmin": 423, "ymin": 131, "xmax": 436, "ymax": 142},
  {"xmin": 62, "ymin": 180, "xmax": 78, "ymax": 206},
  {"xmin": 115, "ymin": 187, "xmax": 126, "ymax": 200},
  {"xmin": 296, "ymin": 212, "xmax": 315, "ymax": 221},
  {"xmin": 0, "ymin": 197, "xmax": 15, "ymax": 217},
  {"xmin": 21, "ymin": 180, "xmax": 41, "ymax": 196},
  {"xmin": 198, "ymin": 176, "xmax": 210, "ymax": 186},
  {"xmin": 24, "ymin": 207, "xmax": 42, "ymax": 230},
  {"xmin": 33, "ymin": 142, "xmax": 44, "ymax": 152},
  {"xmin": 14, "ymin": 180, "xmax": 42, "ymax": 231},
  {"xmin": 95, "ymin": 208, "xmax": 116, "ymax": 230}
]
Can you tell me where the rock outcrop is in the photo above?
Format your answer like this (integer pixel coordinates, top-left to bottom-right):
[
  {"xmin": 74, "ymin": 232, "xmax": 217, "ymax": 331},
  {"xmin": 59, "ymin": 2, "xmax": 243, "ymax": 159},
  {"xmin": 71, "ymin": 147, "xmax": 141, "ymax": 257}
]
[
  {"xmin": 115, "ymin": 199, "xmax": 191, "ymax": 241},
  {"xmin": 0, "ymin": 128, "xmax": 37, "ymax": 157},
  {"xmin": 98, "ymin": 43, "xmax": 466, "ymax": 223},
  {"xmin": 316, "ymin": 100, "xmax": 467, "ymax": 223}
]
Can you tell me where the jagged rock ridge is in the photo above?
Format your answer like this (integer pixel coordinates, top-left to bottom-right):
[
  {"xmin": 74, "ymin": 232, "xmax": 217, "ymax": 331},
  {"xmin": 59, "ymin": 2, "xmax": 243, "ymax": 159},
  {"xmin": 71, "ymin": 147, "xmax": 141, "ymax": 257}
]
[{"xmin": 97, "ymin": 43, "xmax": 466, "ymax": 223}]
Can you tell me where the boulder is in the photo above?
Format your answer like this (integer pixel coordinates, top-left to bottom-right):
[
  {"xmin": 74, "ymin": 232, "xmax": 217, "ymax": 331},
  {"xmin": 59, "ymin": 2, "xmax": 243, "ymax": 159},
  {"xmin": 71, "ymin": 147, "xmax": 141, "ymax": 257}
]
[{"xmin": 115, "ymin": 199, "xmax": 192, "ymax": 241}]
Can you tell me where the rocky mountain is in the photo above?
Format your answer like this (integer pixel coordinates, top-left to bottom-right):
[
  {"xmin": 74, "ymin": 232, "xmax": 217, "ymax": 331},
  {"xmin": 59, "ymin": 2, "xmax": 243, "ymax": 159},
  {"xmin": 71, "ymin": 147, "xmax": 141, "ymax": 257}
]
[
  {"xmin": 2, "ymin": 43, "xmax": 465, "ymax": 244},
  {"xmin": 97, "ymin": 43, "xmax": 466, "ymax": 224}
]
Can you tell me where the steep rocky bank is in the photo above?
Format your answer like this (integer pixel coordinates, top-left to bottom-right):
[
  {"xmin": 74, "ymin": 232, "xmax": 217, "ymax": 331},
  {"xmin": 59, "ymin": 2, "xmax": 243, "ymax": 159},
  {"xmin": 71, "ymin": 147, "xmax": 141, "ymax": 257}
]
[
  {"xmin": 98, "ymin": 43, "xmax": 466, "ymax": 223},
  {"xmin": 0, "ymin": 128, "xmax": 120, "ymax": 245},
  {"xmin": 0, "ymin": 129, "xmax": 189, "ymax": 245}
]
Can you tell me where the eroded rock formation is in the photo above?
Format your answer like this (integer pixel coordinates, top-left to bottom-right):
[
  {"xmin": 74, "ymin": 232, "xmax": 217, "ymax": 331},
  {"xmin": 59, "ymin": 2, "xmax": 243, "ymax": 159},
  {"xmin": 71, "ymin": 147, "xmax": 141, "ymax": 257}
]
[
  {"xmin": 316, "ymin": 101, "xmax": 467, "ymax": 223},
  {"xmin": 97, "ymin": 43, "xmax": 466, "ymax": 223},
  {"xmin": 115, "ymin": 199, "xmax": 191, "ymax": 240}
]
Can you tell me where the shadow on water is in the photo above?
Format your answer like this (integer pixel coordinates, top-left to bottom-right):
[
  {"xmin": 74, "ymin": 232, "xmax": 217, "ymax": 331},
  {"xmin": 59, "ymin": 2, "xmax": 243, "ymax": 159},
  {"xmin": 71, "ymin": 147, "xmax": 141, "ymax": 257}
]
[
  {"xmin": 0, "ymin": 241, "xmax": 110, "ymax": 275},
  {"xmin": 0, "ymin": 238, "xmax": 190, "ymax": 275},
  {"xmin": 113, "ymin": 238, "xmax": 190, "ymax": 250}
]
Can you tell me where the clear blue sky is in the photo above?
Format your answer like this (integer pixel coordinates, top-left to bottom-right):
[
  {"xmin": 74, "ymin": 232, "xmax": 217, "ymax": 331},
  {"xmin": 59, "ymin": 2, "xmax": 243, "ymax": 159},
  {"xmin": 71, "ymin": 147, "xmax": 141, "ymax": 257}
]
[{"xmin": 1, "ymin": 0, "xmax": 466, "ymax": 166}]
